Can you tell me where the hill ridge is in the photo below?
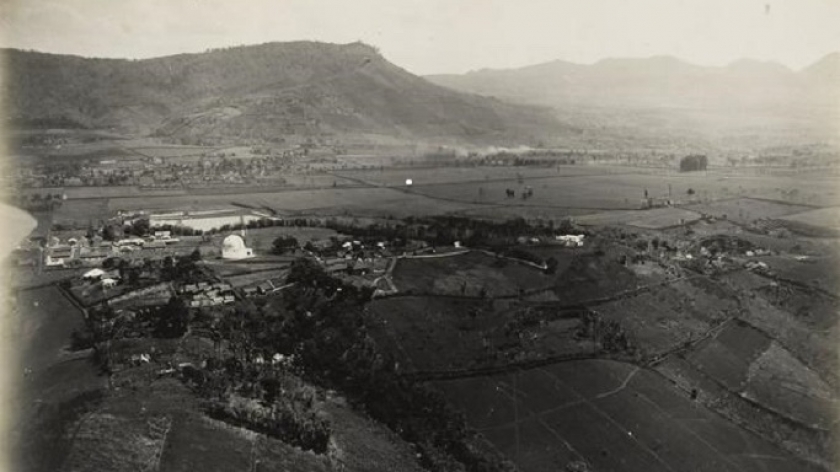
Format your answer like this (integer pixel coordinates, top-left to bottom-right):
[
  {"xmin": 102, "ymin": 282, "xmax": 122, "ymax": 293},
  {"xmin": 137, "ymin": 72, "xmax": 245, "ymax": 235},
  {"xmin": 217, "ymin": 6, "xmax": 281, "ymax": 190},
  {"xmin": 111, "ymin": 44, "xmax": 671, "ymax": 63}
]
[{"xmin": 3, "ymin": 41, "xmax": 559, "ymax": 147}]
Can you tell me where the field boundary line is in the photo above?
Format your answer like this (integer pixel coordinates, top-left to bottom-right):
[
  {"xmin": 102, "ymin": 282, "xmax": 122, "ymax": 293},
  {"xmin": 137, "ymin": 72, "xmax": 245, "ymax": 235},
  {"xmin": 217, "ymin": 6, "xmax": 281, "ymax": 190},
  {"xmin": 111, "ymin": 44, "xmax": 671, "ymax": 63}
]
[
  {"xmin": 537, "ymin": 366, "xmax": 679, "ymax": 472},
  {"xmin": 402, "ymin": 350, "xmax": 600, "ymax": 382},
  {"xmin": 632, "ymin": 389, "xmax": 750, "ymax": 472},
  {"xmin": 651, "ymin": 362, "xmax": 833, "ymax": 470},
  {"xmin": 594, "ymin": 366, "xmax": 640, "ymax": 399},
  {"xmin": 476, "ymin": 399, "xmax": 586, "ymax": 433}
]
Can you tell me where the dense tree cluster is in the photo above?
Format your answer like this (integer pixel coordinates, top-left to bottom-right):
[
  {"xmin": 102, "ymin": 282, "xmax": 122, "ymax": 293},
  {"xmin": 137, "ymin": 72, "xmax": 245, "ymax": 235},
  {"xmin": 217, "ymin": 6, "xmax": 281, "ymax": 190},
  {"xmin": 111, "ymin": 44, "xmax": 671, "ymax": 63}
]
[
  {"xmin": 578, "ymin": 311, "xmax": 632, "ymax": 354},
  {"xmin": 679, "ymin": 154, "xmax": 708, "ymax": 172},
  {"xmin": 271, "ymin": 235, "xmax": 299, "ymax": 254}
]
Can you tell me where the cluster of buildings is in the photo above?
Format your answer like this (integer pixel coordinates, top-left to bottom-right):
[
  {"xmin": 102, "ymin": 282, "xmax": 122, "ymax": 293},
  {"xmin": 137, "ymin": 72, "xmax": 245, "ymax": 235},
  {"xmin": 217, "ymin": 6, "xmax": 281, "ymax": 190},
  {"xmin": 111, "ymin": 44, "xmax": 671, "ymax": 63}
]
[
  {"xmin": 14, "ymin": 146, "xmax": 338, "ymax": 190},
  {"xmin": 179, "ymin": 281, "xmax": 236, "ymax": 307},
  {"xmin": 44, "ymin": 231, "xmax": 184, "ymax": 268},
  {"xmin": 82, "ymin": 267, "xmax": 121, "ymax": 288}
]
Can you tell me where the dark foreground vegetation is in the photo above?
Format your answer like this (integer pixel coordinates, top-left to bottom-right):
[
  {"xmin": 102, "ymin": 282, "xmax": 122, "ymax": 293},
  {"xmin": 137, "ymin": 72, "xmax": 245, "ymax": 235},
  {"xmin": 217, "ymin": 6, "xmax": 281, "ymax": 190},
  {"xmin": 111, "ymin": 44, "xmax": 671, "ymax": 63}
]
[{"xmin": 75, "ymin": 255, "xmax": 516, "ymax": 471}]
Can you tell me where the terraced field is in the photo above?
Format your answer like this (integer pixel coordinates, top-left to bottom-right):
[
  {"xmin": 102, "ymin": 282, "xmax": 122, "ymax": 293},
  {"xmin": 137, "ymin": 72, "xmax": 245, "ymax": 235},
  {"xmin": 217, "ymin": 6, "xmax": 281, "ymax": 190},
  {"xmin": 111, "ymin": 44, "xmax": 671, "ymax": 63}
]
[{"xmin": 433, "ymin": 360, "xmax": 818, "ymax": 472}]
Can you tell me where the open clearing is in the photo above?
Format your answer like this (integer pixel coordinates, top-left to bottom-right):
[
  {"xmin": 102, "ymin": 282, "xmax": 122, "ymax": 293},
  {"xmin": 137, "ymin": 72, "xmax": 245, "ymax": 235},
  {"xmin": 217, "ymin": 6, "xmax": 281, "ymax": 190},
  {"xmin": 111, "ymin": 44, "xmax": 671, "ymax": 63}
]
[
  {"xmin": 433, "ymin": 359, "xmax": 814, "ymax": 472},
  {"xmin": 404, "ymin": 169, "xmax": 839, "ymax": 212}
]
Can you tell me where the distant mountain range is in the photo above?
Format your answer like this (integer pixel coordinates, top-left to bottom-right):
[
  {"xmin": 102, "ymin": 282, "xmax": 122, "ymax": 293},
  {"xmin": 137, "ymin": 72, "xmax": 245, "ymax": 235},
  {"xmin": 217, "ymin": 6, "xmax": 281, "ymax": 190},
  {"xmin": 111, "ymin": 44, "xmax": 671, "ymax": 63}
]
[
  {"xmin": 4, "ymin": 42, "xmax": 837, "ymax": 153},
  {"xmin": 428, "ymin": 53, "xmax": 839, "ymax": 152},
  {"xmin": 2, "ymin": 42, "xmax": 559, "ymax": 147}
]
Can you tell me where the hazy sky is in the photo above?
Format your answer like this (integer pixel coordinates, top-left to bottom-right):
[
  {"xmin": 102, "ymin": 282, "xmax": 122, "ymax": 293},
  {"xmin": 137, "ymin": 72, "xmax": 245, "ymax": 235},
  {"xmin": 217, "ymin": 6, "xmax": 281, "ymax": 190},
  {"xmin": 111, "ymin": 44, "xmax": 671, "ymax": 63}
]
[{"xmin": 1, "ymin": 0, "xmax": 838, "ymax": 74}]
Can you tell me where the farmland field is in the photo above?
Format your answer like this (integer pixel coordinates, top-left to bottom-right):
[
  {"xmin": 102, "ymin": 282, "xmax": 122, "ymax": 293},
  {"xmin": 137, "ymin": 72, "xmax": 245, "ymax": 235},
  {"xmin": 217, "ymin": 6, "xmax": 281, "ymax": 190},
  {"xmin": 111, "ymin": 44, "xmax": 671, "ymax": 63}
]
[
  {"xmin": 367, "ymin": 296, "xmax": 595, "ymax": 372},
  {"xmin": 105, "ymin": 186, "xmax": 491, "ymax": 218},
  {"xmin": 654, "ymin": 354, "xmax": 835, "ymax": 470},
  {"xmin": 685, "ymin": 197, "xmax": 814, "ymax": 224},
  {"xmin": 53, "ymin": 199, "xmax": 112, "ymax": 224},
  {"xmin": 334, "ymin": 165, "xmax": 629, "ymax": 187},
  {"xmin": 451, "ymin": 204, "xmax": 602, "ymax": 221},
  {"xmin": 594, "ymin": 278, "xmax": 737, "ymax": 356},
  {"xmin": 125, "ymin": 145, "xmax": 214, "ymax": 159},
  {"xmin": 743, "ymin": 341, "xmax": 837, "ymax": 429},
  {"xmin": 433, "ymin": 360, "xmax": 815, "ymax": 472},
  {"xmin": 684, "ymin": 321, "xmax": 773, "ymax": 392},
  {"xmin": 737, "ymin": 285, "xmax": 840, "ymax": 389},
  {"xmin": 759, "ymin": 255, "xmax": 840, "ymax": 296},
  {"xmin": 574, "ymin": 207, "xmax": 700, "ymax": 228},
  {"xmin": 392, "ymin": 251, "xmax": 553, "ymax": 297},
  {"xmin": 403, "ymin": 168, "xmax": 840, "ymax": 212},
  {"xmin": 38, "ymin": 165, "xmax": 840, "ymax": 233},
  {"xmin": 64, "ymin": 186, "xmax": 186, "ymax": 199},
  {"xmin": 756, "ymin": 284, "xmax": 839, "ymax": 331},
  {"xmin": 779, "ymin": 207, "xmax": 840, "ymax": 232}
]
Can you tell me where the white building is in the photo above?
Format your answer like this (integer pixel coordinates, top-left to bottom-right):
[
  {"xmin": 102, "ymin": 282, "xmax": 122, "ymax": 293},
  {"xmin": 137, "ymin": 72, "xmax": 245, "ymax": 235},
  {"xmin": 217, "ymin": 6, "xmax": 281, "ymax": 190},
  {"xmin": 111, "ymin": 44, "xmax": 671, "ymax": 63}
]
[
  {"xmin": 221, "ymin": 234, "xmax": 254, "ymax": 260},
  {"xmin": 83, "ymin": 268, "xmax": 105, "ymax": 280},
  {"xmin": 556, "ymin": 234, "xmax": 585, "ymax": 247}
]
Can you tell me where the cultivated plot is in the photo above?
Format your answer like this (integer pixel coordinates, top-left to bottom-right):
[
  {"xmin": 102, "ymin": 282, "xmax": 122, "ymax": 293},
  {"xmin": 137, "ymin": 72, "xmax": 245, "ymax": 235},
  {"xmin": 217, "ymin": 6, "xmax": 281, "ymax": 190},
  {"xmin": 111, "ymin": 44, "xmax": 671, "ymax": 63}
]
[
  {"xmin": 779, "ymin": 207, "xmax": 840, "ymax": 233},
  {"xmin": 434, "ymin": 360, "xmax": 817, "ymax": 472},
  {"xmin": 685, "ymin": 197, "xmax": 814, "ymax": 225}
]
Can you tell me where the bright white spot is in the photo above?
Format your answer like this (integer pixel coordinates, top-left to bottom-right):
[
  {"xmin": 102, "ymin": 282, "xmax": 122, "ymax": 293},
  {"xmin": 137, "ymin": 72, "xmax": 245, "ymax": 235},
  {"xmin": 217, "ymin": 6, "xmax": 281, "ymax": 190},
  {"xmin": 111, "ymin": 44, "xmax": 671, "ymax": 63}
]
[{"xmin": 405, "ymin": 179, "xmax": 413, "ymax": 186}]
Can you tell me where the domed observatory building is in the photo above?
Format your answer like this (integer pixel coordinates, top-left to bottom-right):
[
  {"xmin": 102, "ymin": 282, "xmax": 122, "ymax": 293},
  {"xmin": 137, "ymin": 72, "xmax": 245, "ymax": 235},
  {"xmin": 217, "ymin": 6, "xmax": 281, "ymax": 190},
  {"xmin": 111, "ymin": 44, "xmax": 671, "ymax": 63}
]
[{"xmin": 221, "ymin": 234, "xmax": 254, "ymax": 260}]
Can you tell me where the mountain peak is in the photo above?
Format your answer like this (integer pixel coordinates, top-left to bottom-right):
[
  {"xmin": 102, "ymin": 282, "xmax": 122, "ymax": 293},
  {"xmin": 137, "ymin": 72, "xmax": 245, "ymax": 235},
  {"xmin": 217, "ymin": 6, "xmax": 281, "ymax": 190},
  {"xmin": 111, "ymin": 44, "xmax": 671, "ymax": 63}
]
[
  {"xmin": 803, "ymin": 51, "xmax": 840, "ymax": 80},
  {"xmin": 5, "ymin": 42, "xmax": 558, "ymax": 145}
]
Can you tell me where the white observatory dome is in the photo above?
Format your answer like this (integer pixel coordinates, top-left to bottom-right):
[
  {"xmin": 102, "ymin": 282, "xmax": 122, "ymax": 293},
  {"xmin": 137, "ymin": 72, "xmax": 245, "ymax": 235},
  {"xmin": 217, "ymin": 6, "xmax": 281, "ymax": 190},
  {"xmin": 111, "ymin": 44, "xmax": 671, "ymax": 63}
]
[{"xmin": 222, "ymin": 234, "xmax": 254, "ymax": 259}]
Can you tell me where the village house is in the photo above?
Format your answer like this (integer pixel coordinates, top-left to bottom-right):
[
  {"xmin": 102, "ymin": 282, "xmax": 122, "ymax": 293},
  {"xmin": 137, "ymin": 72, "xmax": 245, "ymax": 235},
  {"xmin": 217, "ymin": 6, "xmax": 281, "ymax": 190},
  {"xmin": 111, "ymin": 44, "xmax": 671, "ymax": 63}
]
[
  {"xmin": 45, "ymin": 245, "xmax": 74, "ymax": 267},
  {"xmin": 77, "ymin": 246, "xmax": 115, "ymax": 266}
]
